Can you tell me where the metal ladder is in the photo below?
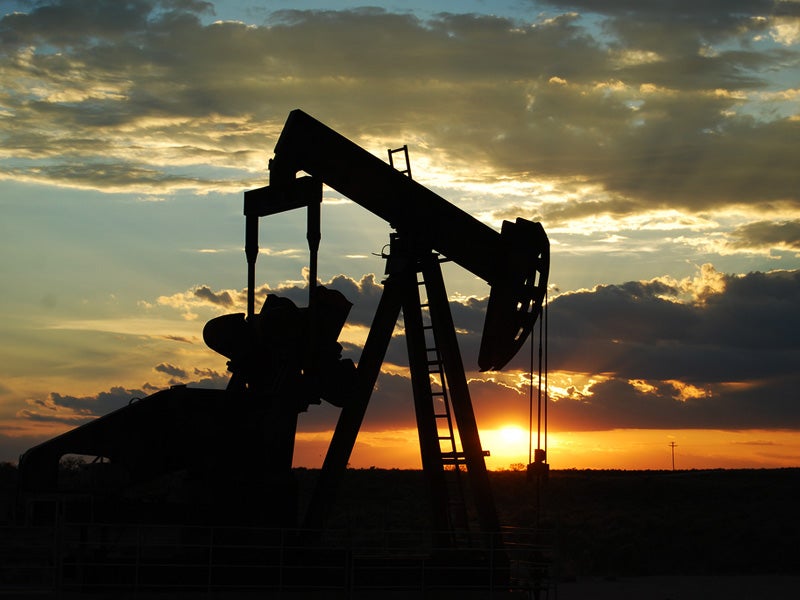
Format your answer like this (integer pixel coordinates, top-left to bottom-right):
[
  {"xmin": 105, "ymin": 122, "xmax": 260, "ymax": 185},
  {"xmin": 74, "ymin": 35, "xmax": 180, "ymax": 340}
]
[
  {"xmin": 388, "ymin": 145, "xmax": 412, "ymax": 178},
  {"xmin": 417, "ymin": 272, "xmax": 471, "ymax": 538},
  {"xmin": 388, "ymin": 144, "xmax": 472, "ymax": 541}
]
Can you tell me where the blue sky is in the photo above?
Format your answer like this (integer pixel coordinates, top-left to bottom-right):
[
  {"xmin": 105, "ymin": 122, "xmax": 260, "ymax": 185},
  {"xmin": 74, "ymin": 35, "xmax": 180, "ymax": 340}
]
[{"xmin": 1, "ymin": 0, "xmax": 798, "ymax": 468}]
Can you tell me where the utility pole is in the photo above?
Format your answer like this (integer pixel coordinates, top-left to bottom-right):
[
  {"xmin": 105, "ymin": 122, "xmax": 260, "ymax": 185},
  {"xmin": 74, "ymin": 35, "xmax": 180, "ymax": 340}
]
[{"xmin": 669, "ymin": 441, "xmax": 677, "ymax": 471}]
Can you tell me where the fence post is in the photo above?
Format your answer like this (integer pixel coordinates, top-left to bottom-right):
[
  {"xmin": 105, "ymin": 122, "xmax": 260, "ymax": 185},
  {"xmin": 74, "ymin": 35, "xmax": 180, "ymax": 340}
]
[
  {"xmin": 53, "ymin": 503, "xmax": 62, "ymax": 597},
  {"xmin": 489, "ymin": 530, "xmax": 495, "ymax": 598},
  {"xmin": 134, "ymin": 524, "xmax": 141, "ymax": 595},
  {"xmin": 279, "ymin": 527, "xmax": 285, "ymax": 592},
  {"xmin": 207, "ymin": 526, "xmax": 214, "ymax": 594}
]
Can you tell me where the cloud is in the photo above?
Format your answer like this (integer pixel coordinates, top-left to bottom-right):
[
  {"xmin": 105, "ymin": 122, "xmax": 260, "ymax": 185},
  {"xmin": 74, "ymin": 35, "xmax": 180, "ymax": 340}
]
[
  {"xmin": 549, "ymin": 372, "xmax": 800, "ymax": 431},
  {"xmin": 192, "ymin": 367, "xmax": 228, "ymax": 388},
  {"xmin": 154, "ymin": 362, "xmax": 187, "ymax": 379},
  {"xmin": 148, "ymin": 263, "xmax": 800, "ymax": 430},
  {"xmin": 161, "ymin": 334, "xmax": 195, "ymax": 343},
  {"xmin": 19, "ymin": 385, "xmax": 146, "ymax": 425},
  {"xmin": 728, "ymin": 219, "xmax": 800, "ymax": 254},
  {"xmin": 17, "ymin": 365, "xmax": 229, "ymax": 427},
  {"xmin": 152, "ymin": 273, "xmax": 386, "ymax": 327},
  {"xmin": 535, "ymin": 265, "xmax": 800, "ymax": 430},
  {"xmin": 538, "ymin": 1, "xmax": 800, "ymax": 50},
  {"xmin": 6, "ymin": 1, "xmax": 791, "ymax": 453},
  {"xmin": 193, "ymin": 285, "xmax": 234, "ymax": 307},
  {"xmin": 11, "ymin": 262, "xmax": 800, "ymax": 439},
  {"xmin": 155, "ymin": 285, "xmax": 246, "ymax": 315},
  {"xmin": 546, "ymin": 266, "xmax": 799, "ymax": 380},
  {"xmin": 0, "ymin": 0, "xmax": 796, "ymax": 222}
]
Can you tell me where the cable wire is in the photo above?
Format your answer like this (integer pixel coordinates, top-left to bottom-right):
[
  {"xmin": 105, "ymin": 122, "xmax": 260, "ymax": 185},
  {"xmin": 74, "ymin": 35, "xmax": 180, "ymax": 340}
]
[
  {"xmin": 544, "ymin": 291, "xmax": 548, "ymax": 455},
  {"xmin": 528, "ymin": 322, "xmax": 534, "ymax": 466}
]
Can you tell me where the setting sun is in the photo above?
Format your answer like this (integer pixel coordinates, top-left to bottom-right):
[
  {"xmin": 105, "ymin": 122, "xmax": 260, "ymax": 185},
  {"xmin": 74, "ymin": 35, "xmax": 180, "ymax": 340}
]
[
  {"xmin": 498, "ymin": 425, "xmax": 526, "ymax": 446},
  {"xmin": 0, "ymin": 0, "xmax": 797, "ymax": 478},
  {"xmin": 479, "ymin": 425, "xmax": 534, "ymax": 470}
]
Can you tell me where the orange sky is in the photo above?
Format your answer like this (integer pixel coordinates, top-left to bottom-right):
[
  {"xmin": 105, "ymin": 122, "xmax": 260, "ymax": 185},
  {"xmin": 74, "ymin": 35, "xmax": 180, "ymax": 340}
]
[
  {"xmin": 1, "ymin": 1, "xmax": 798, "ymax": 470},
  {"xmin": 293, "ymin": 425, "xmax": 800, "ymax": 472}
]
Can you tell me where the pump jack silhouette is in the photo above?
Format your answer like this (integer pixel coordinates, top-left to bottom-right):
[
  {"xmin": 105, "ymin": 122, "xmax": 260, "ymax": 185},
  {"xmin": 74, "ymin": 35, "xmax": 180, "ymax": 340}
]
[{"xmin": 17, "ymin": 110, "xmax": 550, "ymax": 590}]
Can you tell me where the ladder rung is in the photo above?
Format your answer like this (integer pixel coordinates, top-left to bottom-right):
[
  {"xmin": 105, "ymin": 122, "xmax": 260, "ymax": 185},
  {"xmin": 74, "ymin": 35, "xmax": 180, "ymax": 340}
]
[
  {"xmin": 388, "ymin": 146, "xmax": 412, "ymax": 178},
  {"xmin": 441, "ymin": 454, "xmax": 465, "ymax": 464},
  {"xmin": 441, "ymin": 451, "xmax": 490, "ymax": 463}
]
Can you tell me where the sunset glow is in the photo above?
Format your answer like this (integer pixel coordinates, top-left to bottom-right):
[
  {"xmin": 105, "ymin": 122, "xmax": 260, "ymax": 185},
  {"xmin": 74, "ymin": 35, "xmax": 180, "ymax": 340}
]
[
  {"xmin": 1, "ymin": 1, "xmax": 798, "ymax": 471},
  {"xmin": 481, "ymin": 426, "xmax": 530, "ymax": 469},
  {"xmin": 293, "ymin": 426, "xmax": 800, "ymax": 472}
]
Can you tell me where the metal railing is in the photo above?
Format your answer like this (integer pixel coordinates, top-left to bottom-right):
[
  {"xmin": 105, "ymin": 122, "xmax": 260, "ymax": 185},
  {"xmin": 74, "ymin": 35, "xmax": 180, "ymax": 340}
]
[{"xmin": 1, "ymin": 522, "xmax": 555, "ymax": 598}]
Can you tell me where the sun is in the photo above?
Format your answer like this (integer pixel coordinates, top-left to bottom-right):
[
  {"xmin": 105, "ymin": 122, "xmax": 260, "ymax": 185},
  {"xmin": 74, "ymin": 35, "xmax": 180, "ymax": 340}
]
[
  {"xmin": 480, "ymin": 424, "xmax": 531, "ymax": 470},
  {"xmin": 498, "ymin": 425, "xmax": 526, "ymax": 445}
]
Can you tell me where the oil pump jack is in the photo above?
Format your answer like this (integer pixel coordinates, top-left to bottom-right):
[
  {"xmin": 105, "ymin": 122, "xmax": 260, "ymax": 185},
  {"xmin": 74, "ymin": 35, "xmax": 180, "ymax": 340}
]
[
  {"xmin": 230, "ymin": 108, "xmax": 551, "ymax": 540},
  {"xmin": 18, "ymin": 110, "xmax": 550, "ymax": 553}
]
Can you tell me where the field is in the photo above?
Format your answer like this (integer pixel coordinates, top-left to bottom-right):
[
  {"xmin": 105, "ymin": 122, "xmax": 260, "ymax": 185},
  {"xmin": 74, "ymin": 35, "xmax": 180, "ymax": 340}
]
[
  {"xmin": 321, "ymin": 467, "xmax": 800, "ymax": 578},
  {"xmin": 500, "ymin": 468, "xmax": 799, "ymax": 577},
  {"xmin": 322, "ymin": 468, "xmax": 800, "ymax": 599},
  {"xmin": 3, "ymin": 465, "xmax": 799, "ymax": 587}
]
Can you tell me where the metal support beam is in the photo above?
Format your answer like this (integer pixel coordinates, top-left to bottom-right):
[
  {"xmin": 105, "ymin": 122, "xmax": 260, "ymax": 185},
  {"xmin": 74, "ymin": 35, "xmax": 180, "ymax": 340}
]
[
  {"xmin": 303, "ymin": 277, "xmax": 403, "ymax": 531},
  {"xmin": 243, "ymin": 176, "xmax": 323, "ymax": 320}
]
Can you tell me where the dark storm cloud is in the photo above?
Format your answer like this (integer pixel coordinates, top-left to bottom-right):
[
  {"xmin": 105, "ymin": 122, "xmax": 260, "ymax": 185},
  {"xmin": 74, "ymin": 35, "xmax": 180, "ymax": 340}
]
[
  {"xmin": 257, "ymin": 267, "xmax": 800, "ymax": 432},
  {"xmin": 549, "ymin": 372, "xmax": 800, "ymax": 431},
  {"xmin": 322, "ymin": 264, "xmax": 797, "ymax": 432},
  {"xmin": 547, "ymin": 268, "xmax": 800, "ymax": 380},
  {"xmin": 538, "ymin": 267, "xmax": 800, "ymax": 430},
  {"xmin": 245, "ymin": 266, "xmax": 796, "ymax": 384},
  {"xmin": 0, "ymin": 0, "xmax": 796, "ymax": 227},
  {"xmin": 15, "ymin": 265, "xmax": 800, "ymax": 432}
]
